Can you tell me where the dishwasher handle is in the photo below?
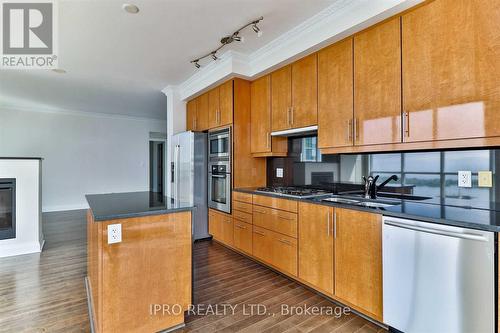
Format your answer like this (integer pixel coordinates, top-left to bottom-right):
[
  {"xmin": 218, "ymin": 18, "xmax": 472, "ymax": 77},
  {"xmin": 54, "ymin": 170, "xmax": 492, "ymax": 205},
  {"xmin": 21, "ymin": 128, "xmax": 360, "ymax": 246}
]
[{"xmin": 383, "ymin": 219, "xmax": 490, "ymax": 242}]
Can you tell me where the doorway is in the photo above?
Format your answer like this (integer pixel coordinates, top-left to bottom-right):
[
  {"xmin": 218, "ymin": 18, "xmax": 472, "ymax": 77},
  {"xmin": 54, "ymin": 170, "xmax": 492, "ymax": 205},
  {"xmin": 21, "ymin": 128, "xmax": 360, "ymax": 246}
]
[{"xmin": 149, "ymin": 141, "xmax": 164, "ymax": 194}]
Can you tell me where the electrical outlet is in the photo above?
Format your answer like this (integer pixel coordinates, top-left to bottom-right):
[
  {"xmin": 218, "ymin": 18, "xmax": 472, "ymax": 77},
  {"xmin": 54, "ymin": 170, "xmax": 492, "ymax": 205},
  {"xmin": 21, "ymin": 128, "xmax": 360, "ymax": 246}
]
[
  {"xmin": 458, "ymin": 171, "xmax": 472, "ymax": 188},
  {"xmin": 107, "ymin": 224, "xmax": 122, "ymax": 244},
  {"xmin": 478, "ymin": 171, "xmax": 493, "ymax": 187},
  {"xmin": 276, "ymin": 168, "xmax": 284, "ymax": 178}
]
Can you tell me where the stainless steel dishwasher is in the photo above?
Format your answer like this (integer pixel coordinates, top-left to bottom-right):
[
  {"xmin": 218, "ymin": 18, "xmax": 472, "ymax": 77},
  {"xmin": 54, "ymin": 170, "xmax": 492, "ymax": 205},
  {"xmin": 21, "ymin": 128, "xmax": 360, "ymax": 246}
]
[{"xmin": 383, "ymin": 216, "xmax": 495, "ymax": 333}]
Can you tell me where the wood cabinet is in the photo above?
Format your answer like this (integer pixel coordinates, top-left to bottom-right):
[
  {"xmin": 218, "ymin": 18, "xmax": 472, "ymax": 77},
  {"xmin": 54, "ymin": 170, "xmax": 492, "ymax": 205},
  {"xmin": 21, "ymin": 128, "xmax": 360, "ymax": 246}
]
[
  {"xmin": 250, "ymin": 75, "xmax": 287, "ymax": 156},
  {"xmin": 233, "ymin": 221, "xmax": 252, "ymax": 255},
  {"xmin": 208, "ymin": 81, "xmax": 233, "ymax": 129},
  {"xmin": 186, "ymin": 99, "xmax": 196, "ymax": 131},
  {"xmin": 298, "ymin": 202, "xmax": 334, "ymax": 295},
  {"xmin": 402, "ymin": 0, "xmax": 500, "ymax": 142},
  {"xmin": 186, "ymin": 95, "xmax": 208, "ymax": 132},
  {"xmin": 252, "ymin": 226, "xmax": 297, "ymax": 277},
  {"xmin": 318, "ymin": 38, "xmax": 354, "ymax": 149},
  {"xmin": 354, "ymin": 17, "xmax": 402, "ymax": 146},
  {"xmin": 334, "ymin": 208, "xmax": 382, "ymax": 320},
  {"xmin": 252, "ymin": 205, "xmax": 297, "ymax": 238},
  {"xmin": 271, "ymin": 54, "xmax": 318, "ymax": 132},
  {"xmin": 209, "ymin": 209, "xmax": 233, "ymax": 246}
]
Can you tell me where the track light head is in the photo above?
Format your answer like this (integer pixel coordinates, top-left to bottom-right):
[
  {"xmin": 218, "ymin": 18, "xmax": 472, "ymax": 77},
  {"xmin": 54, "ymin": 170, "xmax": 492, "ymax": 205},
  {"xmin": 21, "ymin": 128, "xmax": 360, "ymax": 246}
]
[
  {"xmin": 253, "ymin": 24, "xmax": 262, "ymax": 37},
  {"xmin": 211, "ymin": 52, "xmax": 219, "ymax": 61},
  {"xmin": 192, "ymin": 60, "xmax": 200, "ymax": 68},
  {"xmin": 232, "ymin": 35, "xmax": 243, "ymax": 42}
]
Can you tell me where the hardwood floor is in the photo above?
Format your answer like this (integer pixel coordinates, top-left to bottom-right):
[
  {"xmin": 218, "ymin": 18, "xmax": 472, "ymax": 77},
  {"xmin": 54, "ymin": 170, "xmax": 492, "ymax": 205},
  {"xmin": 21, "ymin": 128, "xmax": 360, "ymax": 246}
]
[{"xmin": 0, "ymin": 210, "xmax": 385, "ymax": 333}]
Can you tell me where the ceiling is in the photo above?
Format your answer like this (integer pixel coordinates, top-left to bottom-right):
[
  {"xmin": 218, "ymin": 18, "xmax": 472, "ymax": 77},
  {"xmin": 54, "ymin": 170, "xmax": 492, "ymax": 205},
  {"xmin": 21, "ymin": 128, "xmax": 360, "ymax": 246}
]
[{"xmin": 0, "ymin": 0, "xmax": 337, "ymax": 120}]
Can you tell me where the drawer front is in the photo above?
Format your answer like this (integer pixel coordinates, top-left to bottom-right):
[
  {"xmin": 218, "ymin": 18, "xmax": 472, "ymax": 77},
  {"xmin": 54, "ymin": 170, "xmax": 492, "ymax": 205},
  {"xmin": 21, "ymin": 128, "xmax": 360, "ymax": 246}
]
[
  {"xmin": 252, "ymin": 194, "xmax": 298, "ymax": 213},
  {"xmin": 233, "ymin": 191, "xmax": 253, "ymax": 204},
  {"xmin": 233, "ymin": 209, "xmax": 252, "ymax": 224},
  {"xmin": 233, "ymin": 201, "xmax": 253, "ymax": 214},
  {"xmin": 221, "ymin": 215, "xmax": 233, "ymax": 246},
  {"xmin": 252, "ymin": 206, "xmax": 297, "ymax": 238},
  {"xmin": 272, "ymin": 232, "xmax": 297, "ymax": 277},
  {"xmin": 252, "ymin": 226, "xmax": 273, "ymax": 264},
  {"xmin": 233, "ymin": 221, "xmax": 252, "ymax": 255}
]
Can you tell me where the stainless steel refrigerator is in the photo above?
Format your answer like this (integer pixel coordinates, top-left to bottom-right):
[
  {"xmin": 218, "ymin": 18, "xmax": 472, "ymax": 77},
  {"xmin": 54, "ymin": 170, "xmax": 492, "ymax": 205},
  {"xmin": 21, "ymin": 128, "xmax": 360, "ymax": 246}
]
[{"xmin": 170, "ymin": 131, "xmax": 209, "ymax": 240}]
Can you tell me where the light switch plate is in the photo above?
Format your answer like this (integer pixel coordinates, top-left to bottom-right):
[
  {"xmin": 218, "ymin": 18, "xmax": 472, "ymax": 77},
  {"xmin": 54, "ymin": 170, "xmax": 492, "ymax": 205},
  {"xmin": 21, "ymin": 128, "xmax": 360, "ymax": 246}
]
[
  {"xmin": 276, "ymin": 168, "xmax": 284, "ymax": 178},
  {"xmin": 458, "ymin": 171, "xmax": 472, "ymax": 188},
  {"xmin": 478, "ymin": 171, "xmax": 493, "ymax": 187},
  {"xmin": 108, "ymin": 224, "xmax": 122, "ymax": 244}
]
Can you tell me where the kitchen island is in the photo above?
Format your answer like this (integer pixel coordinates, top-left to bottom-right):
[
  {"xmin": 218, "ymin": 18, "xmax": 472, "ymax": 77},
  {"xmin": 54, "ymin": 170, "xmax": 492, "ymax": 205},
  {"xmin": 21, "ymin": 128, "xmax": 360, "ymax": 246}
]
[{"xmin": 85, "ymin": 191, "xmax": 194, "ymax": 333}]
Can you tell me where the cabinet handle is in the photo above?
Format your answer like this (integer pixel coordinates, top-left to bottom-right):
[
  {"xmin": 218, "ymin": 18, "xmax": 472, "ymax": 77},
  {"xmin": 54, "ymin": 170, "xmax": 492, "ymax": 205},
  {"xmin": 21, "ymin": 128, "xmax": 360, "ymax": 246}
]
[
  {"xmin": 327, "ymin": 210, "xmax": 330, "ymax": 237},
  {"xmin": 405, "ymin": 112, "xmax": 410, "ymax": 138},
  {"xmin": 333, "ymin": 211, "xmax": 337, "ymax": 239},
  {"xmin": 278, "ymin": 215, "xmax": 294, "ymax": 221},
  {"xmin": 253, "ymin": 208, "xmax": 266, "ymax": 214},
  {"xmin": 254, "ymin": 230, "xmax": 266, "ymax": 236},
  {"xmin": 354, "ymin": 118, "xmax": 359, "ymax": 142},
  {"xmin": 278, "ymin": 238, "xmax": 292, "ymax": 246},
  {"xmin": 287, "ymin": 107, "xmax": 291, "ymax": 126},
  {"xmin": 193, "ymin": 117, "xmax": 196, "ymax": 130},
  {"xmin": 290, "ymin": 107, "xmax": 294, "ymax": 125},
  {"xmin": 266, "ymin": 133, "xmax": 270, "ymax": 149},
  {"xmin": 348, "ymin": 119, "xmax": 353, "ymax": 142},
  {"xmin": 235, "ymin": 224, "xmax": 247, "ymax": 229}
]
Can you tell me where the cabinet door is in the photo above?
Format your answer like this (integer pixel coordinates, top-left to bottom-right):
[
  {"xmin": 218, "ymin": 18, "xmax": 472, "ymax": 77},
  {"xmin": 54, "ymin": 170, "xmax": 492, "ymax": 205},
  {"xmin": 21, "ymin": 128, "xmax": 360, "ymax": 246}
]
[
  {"xmin": 335, "ymin": 208, "xmax": 382, "ymax": 320},
  {"xmin": 221, "ymin": 215, "xmax": 233, "ymax": 246},
  {"xmin": 402, "ymin": 0, "xmax": 500, "ymax": 142},
  {"xmin": 291, "ymin": 53, "xmax": 318, "ymax": 129},
  {"xmin": 298, "ymin": 203, "xmax": 334, "ymax": 295},
  {"xmin": 197, "ymin": 93, "xmax": 209, "ymax": 131},
  {"xmin": 251, "ymin": 75, "xmax": 272, "ymax": 153},
  {"xmin": 234, "ymin": 221, "xmax": 252, "ymax": 255},
  {"xmin": 208, "ymin": 87, "xmax": 220, "ymax": 129},
  {"xmin": 219, "ymin": 80, "xmax": 233, "ymax": 126},
  {"xmin": 253, "ymin": 226, "xmax": 273, "ymax": 264},
  {"xmin": 186, "ymin": 99, "xmax": 197, "ymax": 131},
  {"xmin": 271, "ymin": 66, "xmax": 292, "ymax": 131},
  {"xmin": 354, "ymin": 17, "xmax": 402, "ymax": 146},
  {"xmin": 272, "ymin": 232, "xmax": 297, "ymax": 277},
  {"xmin": 318, "ymin": 38, "xmax": 354, "ymax": 149},
  {"xmin": 208, "ymin": 211, "xmax": 222, "ymax": 240}
]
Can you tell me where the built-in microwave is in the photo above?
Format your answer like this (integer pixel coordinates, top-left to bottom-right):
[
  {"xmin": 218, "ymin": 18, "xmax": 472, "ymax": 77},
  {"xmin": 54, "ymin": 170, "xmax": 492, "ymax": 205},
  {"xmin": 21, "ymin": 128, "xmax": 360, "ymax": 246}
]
[{"xmin": 208, "ymin": 128, "xmax": 230, "ymax": 159}]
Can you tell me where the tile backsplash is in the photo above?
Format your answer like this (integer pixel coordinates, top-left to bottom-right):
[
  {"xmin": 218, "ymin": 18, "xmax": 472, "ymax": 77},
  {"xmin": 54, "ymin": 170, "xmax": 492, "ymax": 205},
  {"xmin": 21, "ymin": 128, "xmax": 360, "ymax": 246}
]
[{"xmin": 266, "ymin": 137, "xmax": 498, "ymax": 209}]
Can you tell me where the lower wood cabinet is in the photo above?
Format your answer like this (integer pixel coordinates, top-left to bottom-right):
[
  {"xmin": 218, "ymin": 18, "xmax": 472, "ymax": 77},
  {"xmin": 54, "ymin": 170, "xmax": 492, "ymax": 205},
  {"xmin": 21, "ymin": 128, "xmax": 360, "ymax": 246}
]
[
  {"xmin": 233, "ymin": 220, "xmax": 252, "ymax": 255},
  {"xmin": 252, "ymin": 225, "xmax": 297, "ymax": 277},
  {"xmin": 334, "ymin": 208, "xmax": 383, "ymax": 320},
  {"xmin": 298, "ymin": 202, "xmax": 334, "ymax": 295},
  {"xmin": 209, "ymin": 209, "xmax": 233, "ymax": 246},
  {"xmin": 252, "ymin": 205, "xmax": 297, "ymax": 238}
]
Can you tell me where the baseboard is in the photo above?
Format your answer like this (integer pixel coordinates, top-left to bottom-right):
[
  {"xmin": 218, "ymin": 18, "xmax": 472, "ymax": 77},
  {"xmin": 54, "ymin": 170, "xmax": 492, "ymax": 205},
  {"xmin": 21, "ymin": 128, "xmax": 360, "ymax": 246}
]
[
  {"xmin": 85, "ymin": 277, "xmax": 96, "ymax": 333},
  {"xmin": 42, "ymin": 204, "xmax": 89, "ymax": 213},
  {"xmin": 0, "ymin": 240, "xmax": 43, "ymax": 258}
]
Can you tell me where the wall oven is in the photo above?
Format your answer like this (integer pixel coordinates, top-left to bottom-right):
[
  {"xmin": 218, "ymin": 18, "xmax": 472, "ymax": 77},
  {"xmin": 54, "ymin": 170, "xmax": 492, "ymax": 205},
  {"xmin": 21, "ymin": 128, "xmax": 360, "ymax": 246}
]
[
  {"xmin": 208, "ymin": 128, "xmax": 230, "ymax": 159},
  {"xmin": 208, "ymin": 161, "xmax": 231, "ymax": 213}
]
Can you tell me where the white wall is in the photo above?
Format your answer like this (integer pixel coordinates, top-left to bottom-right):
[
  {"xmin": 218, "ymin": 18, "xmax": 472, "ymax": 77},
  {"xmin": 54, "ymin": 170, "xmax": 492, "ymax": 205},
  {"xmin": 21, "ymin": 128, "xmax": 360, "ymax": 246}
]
[{"xmin": 0, "ymin": 107, "xmax": 166, "ymax": 212}]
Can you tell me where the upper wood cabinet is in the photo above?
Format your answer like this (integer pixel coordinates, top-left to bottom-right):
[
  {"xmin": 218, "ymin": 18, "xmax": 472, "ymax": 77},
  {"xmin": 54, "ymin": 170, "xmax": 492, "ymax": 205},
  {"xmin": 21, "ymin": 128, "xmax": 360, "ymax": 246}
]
[
  {"xmin": 186, "ymin": 99, "xmax": 196, "ymax": 131},
  {"xmin": 334, "ymin": 208, "xmax": 382, "ymax": 321},
  {"xmin": 272, "ymin": 54, "xmax": 318, "ymax": 131},
  {"xmin": 208, "ymin": 81, "xmax": 233, "ymax": 129},
  {"xmin": 354, "ymin": 17, "xmax": 402, "ymax": 146},
  {"xmin": 402, "ymin": 0, "xmax": 500, "ymax": 142},
  {"xmin": 318, "ymin": 38, "xmax": 354, "ymax": 149},
  {"xmin": 298, "ymin": 202, "xmax": 334, "ymax": 295},
  {"xmin": 251, "ymin": 75, "xmax": 287, "ymax": 156}
]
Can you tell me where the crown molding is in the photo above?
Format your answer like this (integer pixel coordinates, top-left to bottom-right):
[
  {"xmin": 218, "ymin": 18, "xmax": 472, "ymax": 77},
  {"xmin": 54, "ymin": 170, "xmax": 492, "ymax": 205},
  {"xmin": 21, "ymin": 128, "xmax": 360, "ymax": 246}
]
[
  {"xmin": 172, "ymin": 0, "xmax": 423, "ymax": 101},
  {"xmin": 0, "ymin": 101, "xmax": 166, "ymax": 122}
]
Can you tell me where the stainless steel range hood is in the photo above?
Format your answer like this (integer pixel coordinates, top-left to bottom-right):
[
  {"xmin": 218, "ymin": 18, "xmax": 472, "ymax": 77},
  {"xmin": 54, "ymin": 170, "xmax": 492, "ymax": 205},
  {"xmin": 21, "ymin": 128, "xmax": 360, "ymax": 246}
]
[{"xmin": 271, "ymin": 125, "xmax": 318, "ymax": 137}]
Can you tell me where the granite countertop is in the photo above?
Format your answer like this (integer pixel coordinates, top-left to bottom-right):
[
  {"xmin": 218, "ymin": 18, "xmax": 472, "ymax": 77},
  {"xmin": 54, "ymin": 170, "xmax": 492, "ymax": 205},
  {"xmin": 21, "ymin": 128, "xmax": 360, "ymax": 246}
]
[
  {"xmin": 0, "ymin": 157, "xmax": 43, "ymax": 160},
  {"xmin": 86, "ymin": 191, "xmax": 194, "ymax": 221},
  {"xmin": 235, "ymin": 188, "xmax": 500, "ymax": 233}
]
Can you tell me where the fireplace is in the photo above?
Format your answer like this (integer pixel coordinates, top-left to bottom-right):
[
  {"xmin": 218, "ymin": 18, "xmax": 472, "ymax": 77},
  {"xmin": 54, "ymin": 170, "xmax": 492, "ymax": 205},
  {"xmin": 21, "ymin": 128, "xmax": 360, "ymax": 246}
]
[{"xmin": 0, "ymin": 179, "xmax": 15, "ymax": 240}]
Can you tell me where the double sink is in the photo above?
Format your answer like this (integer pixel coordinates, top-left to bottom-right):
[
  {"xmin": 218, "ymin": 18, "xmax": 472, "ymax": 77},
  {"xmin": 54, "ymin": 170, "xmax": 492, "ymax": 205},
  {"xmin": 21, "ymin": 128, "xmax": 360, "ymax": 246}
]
[{"xmin": 320, "ymin": 192, "xmax": 430, "ymax": 208}]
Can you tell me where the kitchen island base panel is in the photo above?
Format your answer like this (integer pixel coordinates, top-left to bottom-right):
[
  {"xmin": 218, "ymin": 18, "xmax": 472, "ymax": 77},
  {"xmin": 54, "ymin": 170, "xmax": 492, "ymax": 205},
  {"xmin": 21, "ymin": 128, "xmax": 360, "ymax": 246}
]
[{"xmin": 87, "ymin": 210, "xmax": 192, "ymax": 333}]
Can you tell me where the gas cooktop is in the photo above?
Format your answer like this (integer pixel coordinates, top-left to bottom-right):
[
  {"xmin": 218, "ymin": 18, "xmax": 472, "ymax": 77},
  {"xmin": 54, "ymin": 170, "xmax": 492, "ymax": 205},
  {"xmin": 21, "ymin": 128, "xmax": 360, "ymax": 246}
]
[{"xmin": 255, "ymin": 186, "xmax": 332, "ymax": 199}]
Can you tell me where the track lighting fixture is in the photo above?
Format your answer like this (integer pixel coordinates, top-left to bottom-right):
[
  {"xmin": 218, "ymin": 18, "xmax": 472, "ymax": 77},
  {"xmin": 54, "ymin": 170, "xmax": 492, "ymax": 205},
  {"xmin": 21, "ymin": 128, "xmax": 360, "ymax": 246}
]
[{"xmin": 190, "ymin": 16, "xmax": 263, "ymax": 68}]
